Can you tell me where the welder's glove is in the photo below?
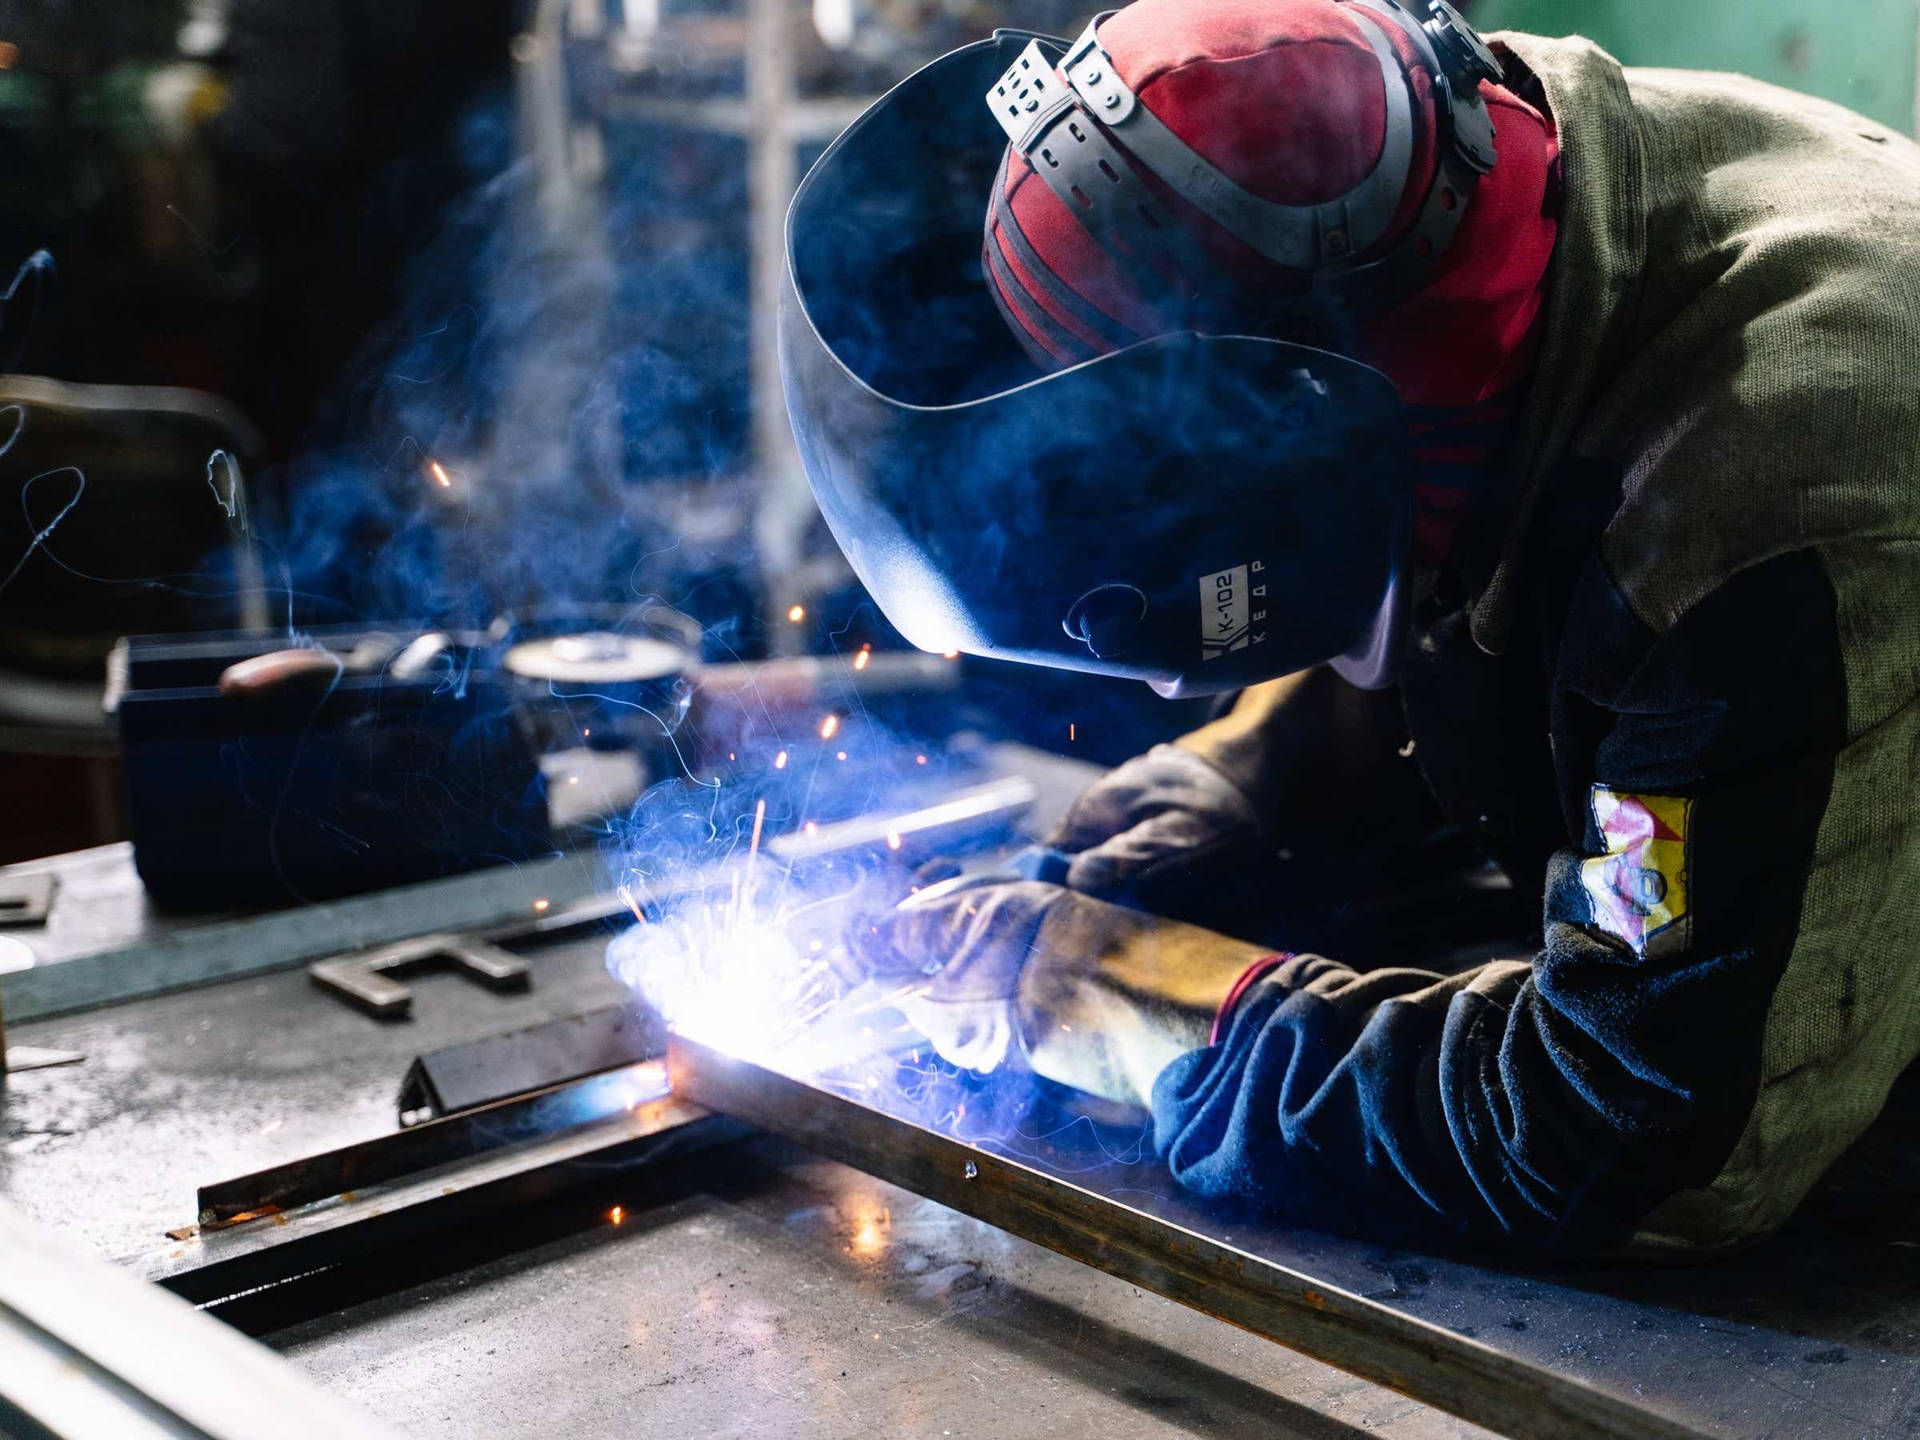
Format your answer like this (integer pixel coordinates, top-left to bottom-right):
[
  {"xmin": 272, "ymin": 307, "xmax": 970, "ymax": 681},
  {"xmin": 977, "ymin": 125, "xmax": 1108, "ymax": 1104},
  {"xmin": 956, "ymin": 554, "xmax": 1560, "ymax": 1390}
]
[
  {"xmin": 870, "ymin": 879, "xmax": 1270, "ymax": 1106},
  {"xmin": 1044, "ymin": 743, "xmax": 1271, "ymax": 928}
]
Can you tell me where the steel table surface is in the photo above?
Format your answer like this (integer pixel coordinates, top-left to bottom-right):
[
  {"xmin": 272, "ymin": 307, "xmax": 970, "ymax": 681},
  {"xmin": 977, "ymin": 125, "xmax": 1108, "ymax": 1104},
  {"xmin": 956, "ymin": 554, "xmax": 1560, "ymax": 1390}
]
[{"xmin": 2, "ymin": 762, "xmax": 1919, "ymax": 1435}]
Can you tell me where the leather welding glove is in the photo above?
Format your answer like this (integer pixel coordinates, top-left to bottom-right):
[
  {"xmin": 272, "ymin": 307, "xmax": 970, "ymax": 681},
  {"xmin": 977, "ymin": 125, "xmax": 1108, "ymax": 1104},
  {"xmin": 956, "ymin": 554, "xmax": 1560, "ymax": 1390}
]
[
  {"xmin": 1046, "ymin": 742, "xmax": 1268, "ymax": 925},
  {"xmin": 871, "ymin": 879, "xmax": 1270, "ymax": 1106},
  {"xmin": 1049, "ymin": 669, "xmax": 1435, "ymax": 937}
]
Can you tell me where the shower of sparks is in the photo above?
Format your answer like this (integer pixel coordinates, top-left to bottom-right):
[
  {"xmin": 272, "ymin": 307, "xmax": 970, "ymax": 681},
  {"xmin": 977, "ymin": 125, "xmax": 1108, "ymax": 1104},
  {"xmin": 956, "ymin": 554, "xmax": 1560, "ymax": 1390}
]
[
  {"xmin": 428, "ymin": 460, "xmax": 452, "ymax": 488},
  {"xmin": 787, "ymin": 604, "xmax": 806, "ymax": 623},
  {"xmin": 607, "ymin": 803, "xmax": 928, "ymax": 1071},
  {"xmin": 819, "ymin": 714, "xmax": 840, "ymax": 741}
]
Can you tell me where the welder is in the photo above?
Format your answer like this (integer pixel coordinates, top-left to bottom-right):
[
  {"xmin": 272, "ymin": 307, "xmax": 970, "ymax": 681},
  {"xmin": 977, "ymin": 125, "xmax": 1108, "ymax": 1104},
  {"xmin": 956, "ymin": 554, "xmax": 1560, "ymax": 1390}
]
[{"xmin": 784, "ymin": 0, "xmax": 1920, "ymax": 1255}]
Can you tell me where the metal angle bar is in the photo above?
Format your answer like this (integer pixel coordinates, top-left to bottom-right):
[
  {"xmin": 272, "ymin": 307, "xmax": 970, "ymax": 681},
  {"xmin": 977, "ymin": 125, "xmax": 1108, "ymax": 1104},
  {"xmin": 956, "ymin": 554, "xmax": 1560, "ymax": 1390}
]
[
  {"xmin": 144, "ymin": 1069, "xmax": 736, "ymax": 1303},
  {"xmin": 196, "ymin": 1061, "xmax": 667, "ymax": 1228},
  {"xmin": 665, "ymin": 1036, "xmax": 1712, "ymax": 1440}
]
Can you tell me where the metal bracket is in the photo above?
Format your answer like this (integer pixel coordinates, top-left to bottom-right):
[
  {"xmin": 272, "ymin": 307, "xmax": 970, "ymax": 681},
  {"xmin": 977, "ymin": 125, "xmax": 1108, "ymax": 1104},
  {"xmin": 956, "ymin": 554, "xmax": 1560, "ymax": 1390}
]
[
  {"xmin": 0, "ymin": 875, "xmax": 55, "ymax": 928},
  {"xmin": 308, "ymin": 936, "xmax": 530, "ymax": 1019}
]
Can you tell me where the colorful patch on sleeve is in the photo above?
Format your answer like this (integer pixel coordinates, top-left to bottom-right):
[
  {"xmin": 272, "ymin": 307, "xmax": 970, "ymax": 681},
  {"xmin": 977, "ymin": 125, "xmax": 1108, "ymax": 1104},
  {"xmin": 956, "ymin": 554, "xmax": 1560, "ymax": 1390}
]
[{"xmin": 1580, "ymin": 787, "xmax": 1693, "ymax": 958}]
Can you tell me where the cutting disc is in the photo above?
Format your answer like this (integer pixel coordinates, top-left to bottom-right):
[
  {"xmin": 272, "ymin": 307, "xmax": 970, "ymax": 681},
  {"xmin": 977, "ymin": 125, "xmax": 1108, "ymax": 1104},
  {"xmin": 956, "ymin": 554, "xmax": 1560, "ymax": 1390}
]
[{"xmin": 503, "ymin": 632, "xmax": 690, "ymax": 687}]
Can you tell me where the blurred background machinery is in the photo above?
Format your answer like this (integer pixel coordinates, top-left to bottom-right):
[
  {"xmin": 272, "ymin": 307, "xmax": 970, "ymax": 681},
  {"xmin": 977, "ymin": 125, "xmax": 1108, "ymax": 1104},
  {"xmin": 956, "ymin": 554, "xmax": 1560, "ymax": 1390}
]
[{"xmin": 0, "ymin": 0, "xmax": 1914, "ymax": 866}]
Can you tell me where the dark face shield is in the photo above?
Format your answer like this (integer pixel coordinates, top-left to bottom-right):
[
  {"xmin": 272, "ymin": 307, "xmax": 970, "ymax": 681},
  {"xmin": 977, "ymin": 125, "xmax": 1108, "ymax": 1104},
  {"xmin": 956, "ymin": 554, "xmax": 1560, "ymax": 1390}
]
[{"xmin": 780, "ymin": 31, "xmax": 1414, "ymax": 696}]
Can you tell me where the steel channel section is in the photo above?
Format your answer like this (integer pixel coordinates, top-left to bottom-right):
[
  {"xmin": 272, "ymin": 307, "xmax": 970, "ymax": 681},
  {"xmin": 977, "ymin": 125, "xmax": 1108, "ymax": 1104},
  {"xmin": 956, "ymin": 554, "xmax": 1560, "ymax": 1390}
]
[{"xmin": 665, "ymin": 1035, "xmax": 1712, "ymax": 1440}]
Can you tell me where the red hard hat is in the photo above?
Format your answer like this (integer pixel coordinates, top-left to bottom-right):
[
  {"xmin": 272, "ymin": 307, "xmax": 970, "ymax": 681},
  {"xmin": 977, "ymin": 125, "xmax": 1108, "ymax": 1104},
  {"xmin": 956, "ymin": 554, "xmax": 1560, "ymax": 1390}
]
[{"xmin": 983, "ymin": 0, "xmax": 1559, "ymax": 408}]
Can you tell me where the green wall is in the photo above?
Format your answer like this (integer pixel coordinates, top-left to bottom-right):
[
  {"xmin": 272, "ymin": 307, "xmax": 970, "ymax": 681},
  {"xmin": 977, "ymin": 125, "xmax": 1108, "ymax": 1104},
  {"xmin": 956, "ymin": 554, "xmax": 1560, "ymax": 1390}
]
[{"xmin": 1471, "ymin": 0, "xmax": 1918, "ymax": 132}]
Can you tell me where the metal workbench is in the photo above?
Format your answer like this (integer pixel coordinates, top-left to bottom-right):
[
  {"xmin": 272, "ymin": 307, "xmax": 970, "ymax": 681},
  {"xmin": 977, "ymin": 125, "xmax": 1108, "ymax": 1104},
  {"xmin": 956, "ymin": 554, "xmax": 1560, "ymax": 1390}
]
[{"xmin": 3, "ymin": 746, "xmax": 1919, "ymax": 1438}]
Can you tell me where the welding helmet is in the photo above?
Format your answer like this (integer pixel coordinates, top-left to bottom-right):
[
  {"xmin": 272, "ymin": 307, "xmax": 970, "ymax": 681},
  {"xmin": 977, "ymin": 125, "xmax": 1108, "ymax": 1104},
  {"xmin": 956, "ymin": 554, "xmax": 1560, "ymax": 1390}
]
[{"xmin": 780, "ymin": 2, "xmax": 1507, "ymax": 696}]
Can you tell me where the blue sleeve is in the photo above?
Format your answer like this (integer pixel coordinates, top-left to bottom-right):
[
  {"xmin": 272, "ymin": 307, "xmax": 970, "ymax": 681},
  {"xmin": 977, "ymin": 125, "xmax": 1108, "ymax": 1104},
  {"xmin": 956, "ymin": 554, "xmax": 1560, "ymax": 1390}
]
[{"xmin": 1151, "ymin": 552, "xmax": 1847, "ymax": 1252}]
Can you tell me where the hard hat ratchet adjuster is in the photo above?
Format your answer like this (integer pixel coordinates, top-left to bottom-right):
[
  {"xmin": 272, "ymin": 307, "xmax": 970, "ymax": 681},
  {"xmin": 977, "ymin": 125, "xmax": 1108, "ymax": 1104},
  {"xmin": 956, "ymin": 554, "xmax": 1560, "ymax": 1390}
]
[{"xmin": 984, "ymin": 0, "xmax": 1506, "ymax": 319}]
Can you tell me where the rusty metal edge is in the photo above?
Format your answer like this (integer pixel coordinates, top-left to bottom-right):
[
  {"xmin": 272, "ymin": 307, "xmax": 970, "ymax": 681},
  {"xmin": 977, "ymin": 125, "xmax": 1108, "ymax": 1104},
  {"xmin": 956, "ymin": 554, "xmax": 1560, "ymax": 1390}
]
[{"xmin": 666, "ymin": 1034, "xmax": 1712, "ymax": 1440}]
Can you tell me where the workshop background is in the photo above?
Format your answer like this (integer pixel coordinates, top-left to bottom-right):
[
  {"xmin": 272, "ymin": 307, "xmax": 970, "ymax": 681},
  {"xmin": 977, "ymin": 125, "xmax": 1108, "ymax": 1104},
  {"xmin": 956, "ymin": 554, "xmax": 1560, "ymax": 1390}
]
[
  {"xmin": 0, "ymin": 0, "xmax": 1913, "ymax": 865},
  {"xmin": 5, "ymin": 5, "xmax": 1920, "ymax": 1440}
]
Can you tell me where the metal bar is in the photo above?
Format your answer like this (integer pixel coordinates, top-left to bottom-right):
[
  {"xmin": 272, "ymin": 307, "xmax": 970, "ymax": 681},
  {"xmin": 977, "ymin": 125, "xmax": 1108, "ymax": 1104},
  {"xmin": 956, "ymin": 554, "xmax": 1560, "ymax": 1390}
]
[
  {"xmin": 666, "ymin": 1036, "xmax": 1713, "ymax": 1440},
  {"xmin": 2, "ymin": 1200, "xmax": 404, "ymax": 1440},
  {"xmin": 196, "ymin": 1061, "xmax": 667, "ymax": 1228},
  {"xmin": 145, "ymin": 1069, "xmax": 736, "ymax": 1303},
  {"xmin": 491, "ymin": 774, "xmax": 1036, "ymax": 941},
  {"xmin": 1, "ymin": 771, "xmax": 1033, "ymax": 1024},
  {"xmin": 765, "ymin": 775, "xmax": 1035, "ymax": 863}
]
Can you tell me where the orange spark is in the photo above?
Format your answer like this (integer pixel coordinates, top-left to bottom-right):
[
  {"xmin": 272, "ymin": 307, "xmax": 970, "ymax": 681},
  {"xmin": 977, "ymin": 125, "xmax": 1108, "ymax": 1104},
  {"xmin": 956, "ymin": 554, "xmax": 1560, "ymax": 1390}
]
[
  {"xmin": 618, "ymin": 885, "xmax": 648, "ymax": 924},
  {"xmin": 886, "ymin": 831, "xmax": 902, "ymax": 851},
  {"xmin": 836, "ymin": 751, "xmax": 847, "ymax": 762},
  {"xmin": 915, "ymin": 754, "xmax": 927, "ymax": 765},
  {"xmin": 774, "ymin": 750, "xmax": 789, "ymax": 770},
  {"xmin": 787, "ymin": 604, "xmax": 806, "ymax": 623},
  {"xmin": 533, "ymin": 897, "xmax": 550, "ymax": 913},
  {"xmin": 819, "ymin": 714, "xmax": 840, "ymax": 741},
  {"xmin": 1069, "ymin": 722, "xmax": 1076, "ymax": 742},
  {"xmin": 942, "ymin": 650, "xmax": 960, "ymax": 660},
  {"xmin": 609, "ymin": 1206, "xmax": 625, "ymax": 1225},
  {"xmin": 428, "ymin": 460, "xmax": 452, "ymax": 488},
  {"xmin": 804, "ymin": 821, "xmax": 819, "ymax": 836}
]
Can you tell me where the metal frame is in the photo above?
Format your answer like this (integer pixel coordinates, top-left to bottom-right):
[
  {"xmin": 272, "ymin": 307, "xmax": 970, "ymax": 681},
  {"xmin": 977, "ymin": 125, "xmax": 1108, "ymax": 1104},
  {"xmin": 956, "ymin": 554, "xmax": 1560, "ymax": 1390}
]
[{"xmin": 666, "ymin": 1035, "xmax": 1714, "ymax": 1440}]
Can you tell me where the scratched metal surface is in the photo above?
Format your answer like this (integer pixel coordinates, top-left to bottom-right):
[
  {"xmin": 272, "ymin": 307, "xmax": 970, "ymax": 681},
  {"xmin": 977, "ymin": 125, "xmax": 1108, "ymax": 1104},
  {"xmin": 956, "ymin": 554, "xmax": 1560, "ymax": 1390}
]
[
  {"xmin": 268, "ymin": 1137, "xmax": 1490, "ymax": 1440},
  {"xmin": 813, "ymin": 1064, "xmax": 1920, "ymax": 1439},
  {"xmin": 2, "ymin": 738, "xmax": 1918, "ymax": 1436},
  {"xmin": 257, "ymin": 1069, "xmax": 1920, "ymax": 1440}
]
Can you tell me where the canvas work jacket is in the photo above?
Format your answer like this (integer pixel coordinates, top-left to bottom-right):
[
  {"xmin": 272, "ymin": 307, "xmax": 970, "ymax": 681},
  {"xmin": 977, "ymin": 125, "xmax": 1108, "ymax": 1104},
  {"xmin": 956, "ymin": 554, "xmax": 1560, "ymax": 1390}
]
[{"xmin": 1148, "ymin": 33, "xmax": 1920, "ymax": 1255}]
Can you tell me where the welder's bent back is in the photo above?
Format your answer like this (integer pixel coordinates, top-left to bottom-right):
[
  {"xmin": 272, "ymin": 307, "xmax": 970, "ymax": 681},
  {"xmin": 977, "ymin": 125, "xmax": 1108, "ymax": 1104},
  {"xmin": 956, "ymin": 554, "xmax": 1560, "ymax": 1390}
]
[{"xmin": 1153, "ymin": 36, "xmax": 1920, "ymax": 1255}]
